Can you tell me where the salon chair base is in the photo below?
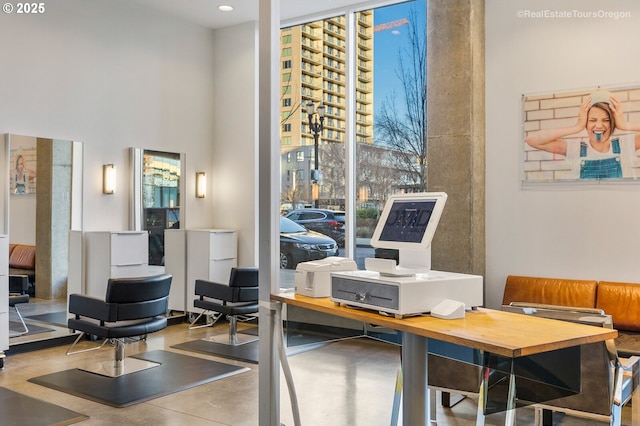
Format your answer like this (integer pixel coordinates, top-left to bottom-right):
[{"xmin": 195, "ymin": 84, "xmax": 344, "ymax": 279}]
[
  {"xmin": 191, "ymin": 311, "xmax": 258, "ymax": 346},
  {"xmin": 200, "ymin": 331, "xmax": 258, "ymax": 346},
  {"xmin": 70, "ymin": 335, "xmax": 160, "ymax": 378},
  {"xmin": 79, "ymin": 357, "xmax": 160, "ymax": 378}
]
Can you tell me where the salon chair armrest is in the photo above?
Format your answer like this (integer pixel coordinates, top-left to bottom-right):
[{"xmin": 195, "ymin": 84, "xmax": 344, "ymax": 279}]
[
  {"xmin": 195, "ymin": 280, "xmax": 235, "ymax": 301},
  {"xmin": 68, "ymin": 293, "xmax": 116, "ymax": 322}
]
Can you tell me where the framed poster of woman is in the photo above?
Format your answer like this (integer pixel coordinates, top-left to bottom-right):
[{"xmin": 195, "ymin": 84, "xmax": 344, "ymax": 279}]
[
  {"xmin": 522, "ymin": 86, "xmax": 640, "ymax": 184},
  {"xmin": 10, "ymin": 148, "xmax": 36, "ymax": 195}
]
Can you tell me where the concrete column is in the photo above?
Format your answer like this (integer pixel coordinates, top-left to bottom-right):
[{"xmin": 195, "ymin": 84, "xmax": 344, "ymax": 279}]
[
  {"xmin": 427, "ymin": 0, "xmax": 485, "ymax": 279},
  {"xmin": 35, "ymin": 138, "xmax": 72, "ymax": 299}
]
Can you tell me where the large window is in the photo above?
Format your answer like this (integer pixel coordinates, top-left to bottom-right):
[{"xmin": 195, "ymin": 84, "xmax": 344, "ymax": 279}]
[
  {"xmin": 355, "ymin": 1, "xmax": 426, "ymax": 267},
  {"xmin": 279, "ymin": 0, "xmax": 426, "ymax": 272}
]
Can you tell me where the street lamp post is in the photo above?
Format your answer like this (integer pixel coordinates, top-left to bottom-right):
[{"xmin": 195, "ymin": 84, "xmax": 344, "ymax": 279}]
[{"xmin": 306, "ymin": 101, "xmax": 325, "ymax": 208}]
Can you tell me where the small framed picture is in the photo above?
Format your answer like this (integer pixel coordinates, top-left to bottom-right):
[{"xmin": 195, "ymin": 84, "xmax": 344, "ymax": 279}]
[{"xmin": 10, "ymin": 147, "xmax": 37, "ymax": 195}]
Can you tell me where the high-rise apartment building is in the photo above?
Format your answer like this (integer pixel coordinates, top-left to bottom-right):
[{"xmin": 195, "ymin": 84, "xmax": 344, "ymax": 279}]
[{"xmin": 280, "ymin": 12, "xmax": 374, "ymax": 206}]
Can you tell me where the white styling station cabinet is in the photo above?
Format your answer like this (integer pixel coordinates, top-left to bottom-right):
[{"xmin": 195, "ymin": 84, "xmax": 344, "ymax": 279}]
[
  {"xmin": 84, "ymin": 231, "xmax": 149, "ymax": 298},
  {"xmin": 0, "ymin": 235, "xmax": 8, "ymax": 368},
  {"xmin": 186, "ymin": 229, "xmax": 237, "ymax": 314}
]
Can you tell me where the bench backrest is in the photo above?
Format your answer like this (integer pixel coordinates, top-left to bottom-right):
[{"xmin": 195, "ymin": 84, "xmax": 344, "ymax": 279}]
[
  {"xmin": 502, "ymin": 275, "xmax": 598, "ymax": 308},
  {"xmin": 597, "ymin": 281, "xmax": 640, "ymax": 332},
  {"xmin": 9, "ymin": 244, "xmax": 36, "ymax": 269}
]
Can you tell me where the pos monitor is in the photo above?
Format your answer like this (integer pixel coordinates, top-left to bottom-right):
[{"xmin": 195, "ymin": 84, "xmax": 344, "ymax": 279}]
[{"xmin": 366, "ymin": 192, "xmax": 447, "ymax": 276}]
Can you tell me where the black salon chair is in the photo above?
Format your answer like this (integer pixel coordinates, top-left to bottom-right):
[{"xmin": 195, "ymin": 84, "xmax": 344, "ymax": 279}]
[
  {"xmin": 9, "ymin": 275, "xmax": 30, "ymax": 336},
  {"xmin": 66, "ymin": 274, "xmax": 172, "ymax": 377},
  {"xmin": 190, "ymin": 267, "xmax": 259, "ymax": 345}
]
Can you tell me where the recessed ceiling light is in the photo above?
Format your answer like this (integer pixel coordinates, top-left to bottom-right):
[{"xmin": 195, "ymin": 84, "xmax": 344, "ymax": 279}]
[{"xmin": 218, "ymin": 5, "xmax": 234, "ymax": 12}]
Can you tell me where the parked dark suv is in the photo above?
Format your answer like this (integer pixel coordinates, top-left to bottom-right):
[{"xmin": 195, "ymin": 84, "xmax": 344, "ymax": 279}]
[{"xmin": 285, "ymin": 208, "xmax": 345, "ymax": 247}]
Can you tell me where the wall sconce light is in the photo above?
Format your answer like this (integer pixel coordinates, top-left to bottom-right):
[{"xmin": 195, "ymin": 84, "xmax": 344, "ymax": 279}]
[
  {"xmin": 103, "ymin": 164, "xmax": 116, "ymax": 194},
  {"xmin": 196, "ymin": 172, "xmax": 206, "ymax": 198}
]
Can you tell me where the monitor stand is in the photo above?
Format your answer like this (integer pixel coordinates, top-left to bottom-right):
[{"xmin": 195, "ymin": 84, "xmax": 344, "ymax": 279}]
[{"xmin": 365, "ymin": 247, "xmax": 431, "ymax": 277}]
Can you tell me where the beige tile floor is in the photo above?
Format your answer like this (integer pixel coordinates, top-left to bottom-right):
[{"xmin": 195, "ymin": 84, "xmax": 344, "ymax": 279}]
[{"xmin": 0, "ymin": 311, "xmax": 633, "ymax": 425}]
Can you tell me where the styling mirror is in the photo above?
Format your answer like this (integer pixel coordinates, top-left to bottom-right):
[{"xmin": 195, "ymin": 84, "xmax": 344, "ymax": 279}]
[
  {"xmin": 3, "ymin": 133, "xmax": 83, "ymax": 345},
  {"xmin": 130, "ymin": 148, "xmax": 183, "ymax": 267}
]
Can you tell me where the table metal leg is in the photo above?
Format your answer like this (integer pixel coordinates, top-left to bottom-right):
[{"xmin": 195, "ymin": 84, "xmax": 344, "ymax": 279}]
[
  {"xmin": 402, "ymin": 332, "xmax": 428, "ymax": 425},
  {"xmin": 429, "ymin": 388, "xmax": 437, "ymax": 423},
  {"xmin": 476, "ymin": 363, "xmax": 517, "ymax": 426},
  {"xmin": 390, "ymin": 367, "xmax": 402, "ymax": 426},
  {"xmin": 504, "ymin": 371, "xmax": 516, "ymax": 426},
  {"xmin": 476, "ymin": 367, "xmax": 488, "ymax": 426}
]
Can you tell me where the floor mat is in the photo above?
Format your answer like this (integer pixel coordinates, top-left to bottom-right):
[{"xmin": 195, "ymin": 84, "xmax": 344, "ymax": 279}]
[
  {"xmin": 9, "ymin": 321, "xmax": 54, "ymax": 336},
  {"xmin": 172, "ymin": 339, "xmax": 260, "ymax": 363},
  {"xmin": 0, "ymin": 386, "xmax": 88, "ymax": 425},
  {"xmin": 25, "ymin": 311, "xmax": 67, "ymax": 327},
  {"xmin": 28, "ymin": 350, "xmax": 248, "ymax": 408},
  {"xmin": 171, "ymin": 332, "xmax": 333, "ymax": 364}
]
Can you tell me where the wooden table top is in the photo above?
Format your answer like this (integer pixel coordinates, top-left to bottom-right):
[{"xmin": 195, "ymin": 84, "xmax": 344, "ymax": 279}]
[{"xmin": 271, "ymin": 292, "xmax": 618, "ymax": 358}]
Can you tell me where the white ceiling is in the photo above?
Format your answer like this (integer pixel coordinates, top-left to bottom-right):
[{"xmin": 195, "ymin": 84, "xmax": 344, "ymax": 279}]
[{"xmin": 129, "ymin": 0, "xmax": 385, "ymax": 30}]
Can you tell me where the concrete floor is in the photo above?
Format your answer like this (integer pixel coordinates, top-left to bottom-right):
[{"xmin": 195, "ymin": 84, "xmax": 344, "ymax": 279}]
[{"xmin": 1, "ymin": 301, "xmax": 633, "ymax": 425}]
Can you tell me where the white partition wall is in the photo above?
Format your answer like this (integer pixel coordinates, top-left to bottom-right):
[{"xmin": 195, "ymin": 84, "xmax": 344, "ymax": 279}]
[{"xmin": 164, "ymin": 229, "xmax": 187, "ymax": 313}]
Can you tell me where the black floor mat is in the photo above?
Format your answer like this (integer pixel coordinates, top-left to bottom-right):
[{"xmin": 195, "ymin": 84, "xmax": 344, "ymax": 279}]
[
  {"xmin": 0, "ymin": 386, "xmax": 88, "ymax": 425},
  {"xmin": 171, "ymin": 329, "xmax": 340, "ymax": 364},
  {"xmin": 172, "ymin": 339, "xmax": 261, "ymax": 363},
  {"xmin": 25, "ymin": 311, "xmax": 67, "ymax": 327},
  {"xmin": 9, "ymin": 321, "xmax": 54, "ymax": 336},
  {"xmin": 28, "ymin": 350, "xmax": 248, "ymax": 408}
]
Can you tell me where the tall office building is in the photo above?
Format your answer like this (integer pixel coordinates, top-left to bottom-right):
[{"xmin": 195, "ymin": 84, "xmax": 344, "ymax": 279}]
[{"xmin": 280, "ymin": 12, "xmax": 374, "ymax": 206}]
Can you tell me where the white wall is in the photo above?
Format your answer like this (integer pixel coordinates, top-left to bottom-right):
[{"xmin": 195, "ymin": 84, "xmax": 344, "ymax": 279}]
[
  {"xmin": 0, "ymin": 1, "xmax": 259, "ymax": 265},
  {"xmin": 210, "ymin": 21, "xmax": 260, "ymax": 267},
  {"xmin": 486, "ymin": 0, "xmax": 640, "ymax": 307}
]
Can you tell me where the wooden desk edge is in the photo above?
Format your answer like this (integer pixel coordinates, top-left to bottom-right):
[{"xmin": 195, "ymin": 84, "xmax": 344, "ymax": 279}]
[{"xmin": 271, "ymin": 292, "xmax": 618, "ymax": 358}]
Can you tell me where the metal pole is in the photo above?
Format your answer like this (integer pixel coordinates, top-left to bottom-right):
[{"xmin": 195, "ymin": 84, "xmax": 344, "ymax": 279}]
[
  {"xmin": 308, "ymin": 103, "xmax": 323, "ymax": 208},
  {"xmin": 313, "ymin": 129, "xmax": 319, "ymax": 208}
]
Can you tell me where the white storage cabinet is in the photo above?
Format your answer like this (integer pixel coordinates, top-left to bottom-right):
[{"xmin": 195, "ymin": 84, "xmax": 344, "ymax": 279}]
[
  {"xmin": 84, "ymin": 231, "xmax": 149, "ymax": 298},
  {"xmin": 186, "ymin": 229, "xmax": 237, "ymax": 314}
]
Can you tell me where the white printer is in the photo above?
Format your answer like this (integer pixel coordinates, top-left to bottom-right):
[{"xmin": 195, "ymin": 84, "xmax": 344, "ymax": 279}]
[{"xmin": 295, "ymin": 256, "xmax": 358, "ymax": 297}]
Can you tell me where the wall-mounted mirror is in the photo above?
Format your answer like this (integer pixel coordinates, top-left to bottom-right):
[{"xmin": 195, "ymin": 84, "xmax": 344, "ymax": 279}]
[
  {"xmin": 130, "ymin": 148, "xmax": 184, "ymax": 268},
  {"xmin": 3, "ymin": 133, "xmax": 83, "ymax": 346}
]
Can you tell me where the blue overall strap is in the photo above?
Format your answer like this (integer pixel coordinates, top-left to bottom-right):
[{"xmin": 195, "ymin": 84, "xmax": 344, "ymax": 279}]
[
  {"xmin": 581, "ymin": 139, "xmax": 620, "ymax": 156},
  {"xmin": 580, "ymin": 142, "xmax": 587, "ymax": 157},
  {"xmin": 612, "ymin": 138, "xmax": 620, "ymax": 154}
]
